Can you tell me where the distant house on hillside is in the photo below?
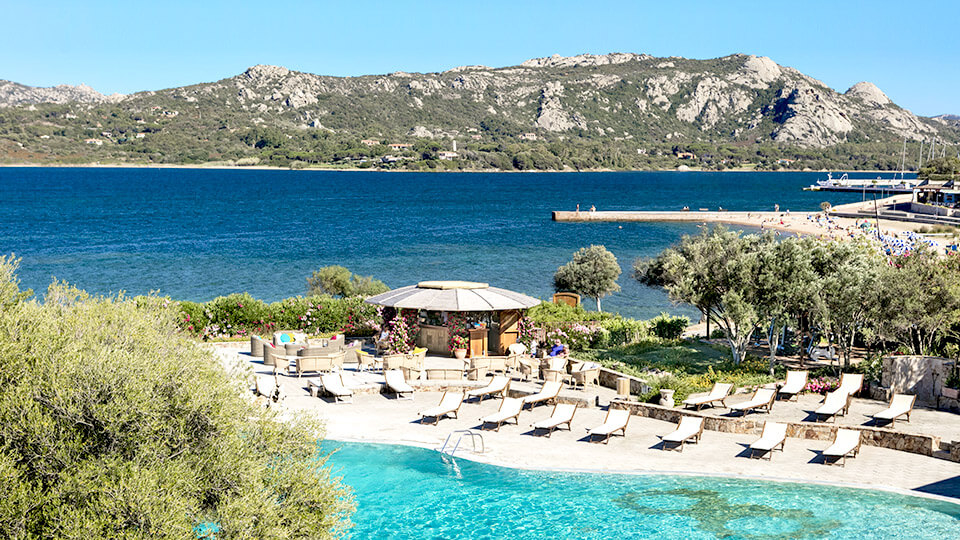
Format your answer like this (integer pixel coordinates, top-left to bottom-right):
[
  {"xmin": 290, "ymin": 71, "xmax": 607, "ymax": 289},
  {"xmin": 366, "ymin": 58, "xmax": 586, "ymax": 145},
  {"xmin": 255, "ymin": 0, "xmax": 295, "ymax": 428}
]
[
  {"xmin": 135, "ymin": 133, "xmax": 146, "ymax": 139},
  {"xmin": 777, "ymin": 159, "xmax": 795, "ymax": 165},
  {"xmin": 84, "ymin": 138, "xmax": 103, "ymax": 146},
  {"xmin": 470, "ymin": 134, "xmax": 482, "ymax": 140},
  {"xmin": 675, "ymin": 151, "xmax": 695, "ymax": 160},
  {"xmin": 437, "ymin": 151, "xmax": 459, "ymax": 160},
  {"xmin": 361, "ymin": 139, "xmax": 380, "ymax": 146},
  {"xmin": 519, "ymin": 132, "xmax": 537, "ymax": 141},
  {"xmin": 388, "ymin": 143, "xmax": 413, "ymax": 150}
]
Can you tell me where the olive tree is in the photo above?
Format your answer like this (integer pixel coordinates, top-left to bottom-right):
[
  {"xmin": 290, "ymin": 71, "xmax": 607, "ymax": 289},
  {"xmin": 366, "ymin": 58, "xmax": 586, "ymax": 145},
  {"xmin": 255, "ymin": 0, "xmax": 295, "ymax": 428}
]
[
  {"xmin": 0, "ymin": 257, "xmax": 353, "ymax": 538},
  {"xmin": 639, "ymin": 227, "xmax": 765, "ymax": 364},
  {"xmin": 307, "ymin": 265, "xmax": 389, "ymax": 297},
  {"xmin": 554, "ymin": 245, "xmax": 621, "ymax": 312}
]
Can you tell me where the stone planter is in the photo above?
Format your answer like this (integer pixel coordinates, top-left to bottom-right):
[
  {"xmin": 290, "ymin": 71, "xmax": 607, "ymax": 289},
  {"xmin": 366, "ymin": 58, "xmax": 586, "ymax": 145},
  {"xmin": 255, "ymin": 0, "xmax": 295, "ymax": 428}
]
[
  {"xmin": 454, "ymin": 348, "xmax": 467, "ymax": 360},
  {"xmin": 659, "ymin": 388, "xmax": 676, "ymax": 408},
  {"xmin": 943, "ymin": 387, "xmax": 960, "ymax": 400}
]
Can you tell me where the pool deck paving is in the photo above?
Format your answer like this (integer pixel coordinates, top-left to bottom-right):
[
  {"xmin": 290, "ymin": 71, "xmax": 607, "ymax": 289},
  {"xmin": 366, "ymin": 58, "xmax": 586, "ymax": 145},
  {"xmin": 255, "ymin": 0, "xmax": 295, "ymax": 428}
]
[{"xmin": 228, "ymin": 348, "xmax": 960, "ymax": 502}]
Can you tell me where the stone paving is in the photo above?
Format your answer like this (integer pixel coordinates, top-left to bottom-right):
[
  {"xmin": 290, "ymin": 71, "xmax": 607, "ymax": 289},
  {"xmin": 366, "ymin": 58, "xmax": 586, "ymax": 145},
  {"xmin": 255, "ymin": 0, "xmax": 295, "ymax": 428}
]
[{"xmin": 221, "ymin": 346, "xmax": 960, "ymax": 500}]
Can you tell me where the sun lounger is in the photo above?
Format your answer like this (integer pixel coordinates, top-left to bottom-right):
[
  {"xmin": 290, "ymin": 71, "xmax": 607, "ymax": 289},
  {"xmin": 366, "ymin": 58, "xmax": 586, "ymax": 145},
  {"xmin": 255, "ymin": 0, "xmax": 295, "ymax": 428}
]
[
  {"xmin": 466, "ymin": 375, "xmax": 509, "ymax": 402},
  {"xmin": 814, "ymin": 389, "xmax": 852, "ymax": 422},
  {"xmin": 837, "ymin": 372, "xmax": 864, "ymax": 397},
  {"xmin": 870, "ymin": 393, "xmax": 916, "ymax": 427},
  {"xmin": 822, "ymin": 428, "xmax": 861, "ymax": 466},
  {"xmin": 729, "ymin": 388, "xmax": 777, "ymax": 416},
  {"xmin": 312, "ymin": 372, "xmax": 353, "ymax": 404},
  {"xmin": 661, "ymin": 416, "xmax": 704, "ymax": 451},
  {"xmin": 418, "ymin": 391, "xmax": 465, "ymax": 425},
  {"xmin": 586, "ymin": 408, "xmax": 630, "ymax": 444},
  {"xmin": 748, "ymin": 421, "xmax": 788, "ymax": 460},
  {"xmin": 531, "ymin": 403, "xmax": 578, "ymax": 437},
  {"xmin": 682, "ymin": 383, "xmax": 732, "ymax": 411},
  {"xmin": 479, "ymin": 397, "xmax": 524, "ymax": 431},
  {"xmin": 384, "ymin": 369, "xmax": 414, "ymax": 400},
  {"xmin": 777, "ymin": 370, "xmax": 808, "ymax": 400},
  {"xmin": 522, "ymin": 381, "xmax": 563, "ymax": 410}
]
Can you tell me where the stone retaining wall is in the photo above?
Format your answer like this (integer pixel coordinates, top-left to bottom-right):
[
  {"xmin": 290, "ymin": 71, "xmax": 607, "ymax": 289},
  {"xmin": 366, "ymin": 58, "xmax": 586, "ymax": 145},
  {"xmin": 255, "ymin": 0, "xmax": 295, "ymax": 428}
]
[
  {"xmin": 610, "ymin": 399, "xmax": 941, "ymax": 457},
  {"xmin": 598, "ymin": 368, "xmax": 650, "ymax": 395}
]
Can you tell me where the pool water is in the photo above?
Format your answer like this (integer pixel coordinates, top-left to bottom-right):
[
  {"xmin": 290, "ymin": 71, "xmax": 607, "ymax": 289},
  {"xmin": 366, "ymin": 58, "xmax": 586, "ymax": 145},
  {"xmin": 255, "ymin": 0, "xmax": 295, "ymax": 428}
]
[{"xmin": 324, "ymin": 441, "xmax": 960, "ymax": 539}]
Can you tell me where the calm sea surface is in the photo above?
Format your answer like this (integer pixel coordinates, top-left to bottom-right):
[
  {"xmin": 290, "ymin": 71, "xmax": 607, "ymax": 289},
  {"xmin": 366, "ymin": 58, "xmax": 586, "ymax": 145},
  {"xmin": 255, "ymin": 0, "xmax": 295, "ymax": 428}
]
[{"xmin": 0, "ymin": 167, "xmax": 898, "ymax": 319}]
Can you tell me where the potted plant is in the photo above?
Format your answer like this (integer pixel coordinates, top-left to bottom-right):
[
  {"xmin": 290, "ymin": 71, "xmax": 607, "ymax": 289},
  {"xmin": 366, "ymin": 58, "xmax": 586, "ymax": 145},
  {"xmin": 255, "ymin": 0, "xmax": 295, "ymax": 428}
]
[{"xmin": 450, "ymin": 334, "xmax": 468, "ymax": 360}]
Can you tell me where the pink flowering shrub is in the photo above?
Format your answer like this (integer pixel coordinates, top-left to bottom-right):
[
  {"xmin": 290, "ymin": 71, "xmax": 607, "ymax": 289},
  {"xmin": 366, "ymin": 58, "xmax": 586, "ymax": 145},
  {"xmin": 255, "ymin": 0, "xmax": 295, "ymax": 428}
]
[
  {"xmin": 446, "ymin": 312, "xmax": 470, "ymax": 352},
  {"xmin": 805, "ymin": 377, "xmax": 839, "ymax": 395}
]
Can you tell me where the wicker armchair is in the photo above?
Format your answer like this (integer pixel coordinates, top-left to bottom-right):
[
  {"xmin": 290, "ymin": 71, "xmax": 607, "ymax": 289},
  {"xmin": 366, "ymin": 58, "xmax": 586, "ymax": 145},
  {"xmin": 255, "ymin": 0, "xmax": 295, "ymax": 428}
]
[
  {"xmin": 572, "ymin": 362, "xmax": 601, "ymax": 389},
  {"xmin": 294, "ymin": 350, "xmax": 346, "ymax": 378},
  {"xmin": 262, "ymin": 345, "xmax": 286, "ymax": 368},
  {"xmin": 465, "ymin": 357, "xmax": 491, "ymax": 381},
  {"xmin": 250, "ymin": 335, "xmax": 267, "ymax": 357},
  {"xmin": 542, "ymin": 357, "xmax": 570, "ymax": 383}
]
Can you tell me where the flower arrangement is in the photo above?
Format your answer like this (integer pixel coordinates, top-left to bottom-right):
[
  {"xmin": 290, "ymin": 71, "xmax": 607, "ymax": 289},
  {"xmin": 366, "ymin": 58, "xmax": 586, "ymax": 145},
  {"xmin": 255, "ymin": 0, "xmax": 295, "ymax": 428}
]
[
  {"xmin": 385, "ymin": 309, "xmax": 420, "ymax": 354},
  {"xmin": 449, "ymin": 333, "xmax": 468, "ymax": 351},
  {"xmin": 805, "ymin": 377, "xmax": 839, "ymax": 395},
  {"xmin": 446, "ymin": 312, "xmax": 470, "ymax": 352}
]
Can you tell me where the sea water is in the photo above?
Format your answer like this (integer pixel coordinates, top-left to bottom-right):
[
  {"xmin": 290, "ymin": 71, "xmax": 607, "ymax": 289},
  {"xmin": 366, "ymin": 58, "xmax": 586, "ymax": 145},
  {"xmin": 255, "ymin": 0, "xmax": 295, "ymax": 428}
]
[
  {"xmin": 324, "ymin": 441, "xmax": 960, "ymax": 539},
  {"xmin": 0, "ymin": 167, "xmax": 889, "ymax": 318}
]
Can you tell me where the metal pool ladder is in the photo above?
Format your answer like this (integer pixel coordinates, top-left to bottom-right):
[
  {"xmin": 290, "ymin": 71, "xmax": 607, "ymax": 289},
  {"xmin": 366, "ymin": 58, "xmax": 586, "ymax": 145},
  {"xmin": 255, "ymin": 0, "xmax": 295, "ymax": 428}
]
[{"xmin": 440, "ymin": 429, "xmax": 485, "ymax": 456}]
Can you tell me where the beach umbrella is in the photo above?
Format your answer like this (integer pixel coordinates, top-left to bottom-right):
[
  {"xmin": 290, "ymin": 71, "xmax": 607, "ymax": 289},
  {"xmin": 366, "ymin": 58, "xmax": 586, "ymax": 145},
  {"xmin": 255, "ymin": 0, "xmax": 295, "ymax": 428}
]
[{"xmin": 365, "ymin": 281, "xmax": 541, "ymax": 312}]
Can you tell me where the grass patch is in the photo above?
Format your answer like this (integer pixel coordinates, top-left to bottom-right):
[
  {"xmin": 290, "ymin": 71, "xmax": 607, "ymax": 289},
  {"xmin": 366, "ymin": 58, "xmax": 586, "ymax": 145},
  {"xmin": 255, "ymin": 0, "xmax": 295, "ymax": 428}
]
[{"xmin": 577, "ymin": 338, "xmax": 781, "ymax": 404}]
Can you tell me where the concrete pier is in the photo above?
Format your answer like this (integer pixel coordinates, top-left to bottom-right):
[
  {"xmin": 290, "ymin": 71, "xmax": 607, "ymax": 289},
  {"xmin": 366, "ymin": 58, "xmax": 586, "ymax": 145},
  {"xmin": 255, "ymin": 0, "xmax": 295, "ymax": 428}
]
[{"xmin": 552, "ymin": 210, "xmax": 781, "ymax": 227}]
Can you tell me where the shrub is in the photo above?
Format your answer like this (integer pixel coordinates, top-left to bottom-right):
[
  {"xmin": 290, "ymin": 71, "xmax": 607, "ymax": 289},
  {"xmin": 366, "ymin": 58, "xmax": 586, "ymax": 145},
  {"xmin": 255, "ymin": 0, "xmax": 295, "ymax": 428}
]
[
  {"xmin": 600, "ymin": 317, "xmax": 649, "ymax": 346},
  {"xmin": 525, "ymin": 301, "xmax": 613, "ymax": 323},
  {"xmin": 544, "ymin": 323, "xmax": 602, "ymax": 351},
  {"xmin": 805, "ymin": 376, "xmax": 839, "ymax": 395},
  {"xmin": 650, "ymin": 312, "xmax": 689, "ymax": 340},
  {"xmin": 0, "ymin": 262, "xmax": 353, "ymax": 538}
]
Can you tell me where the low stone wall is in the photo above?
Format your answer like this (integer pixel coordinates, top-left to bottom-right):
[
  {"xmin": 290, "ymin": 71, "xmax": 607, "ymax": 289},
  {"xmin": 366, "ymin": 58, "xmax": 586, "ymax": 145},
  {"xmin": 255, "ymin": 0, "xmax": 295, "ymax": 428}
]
[
  {"xmin": 598, "ymin": 368, "xmax": 650, "ymax": 396},
  {"xmin": 610, "ymin": 399, "xmax": 941, "ymax": 457}
]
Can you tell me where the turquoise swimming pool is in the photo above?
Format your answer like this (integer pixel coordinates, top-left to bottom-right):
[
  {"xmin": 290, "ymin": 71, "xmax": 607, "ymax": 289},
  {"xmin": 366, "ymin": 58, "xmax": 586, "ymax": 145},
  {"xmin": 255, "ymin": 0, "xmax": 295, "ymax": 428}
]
[{"xmin": 324, "ymin": 441, "xmax": 960, "ymax": 539}]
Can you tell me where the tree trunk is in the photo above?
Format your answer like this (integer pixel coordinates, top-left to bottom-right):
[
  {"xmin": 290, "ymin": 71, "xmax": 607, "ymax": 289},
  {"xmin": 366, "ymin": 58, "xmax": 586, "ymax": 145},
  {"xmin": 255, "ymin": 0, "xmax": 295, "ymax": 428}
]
[
  {"xmin": 768, "ymin": 320, "xmax": 780, "ymax": 377},
  {"xmin": 595, "ymin": 296, "xmax": 602, "ymax": 312}
]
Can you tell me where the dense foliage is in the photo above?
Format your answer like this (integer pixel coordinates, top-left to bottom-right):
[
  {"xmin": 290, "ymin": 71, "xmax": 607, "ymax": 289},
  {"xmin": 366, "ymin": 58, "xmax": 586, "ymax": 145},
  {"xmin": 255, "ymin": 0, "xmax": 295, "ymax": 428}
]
[
  {"xmin": 0, "ymin": 258, "xmax": 353, "ymax": 538},
  {"xmin": 178, "ymin": 292, "xmax": 382, "ymax": 339},
  {"xmin": 306, "ymin": 265, "xmax": 389, "ymax": 298},
  {"xmin": 637, "ymin": 226, "xmax": 960, "ymax": 371}
]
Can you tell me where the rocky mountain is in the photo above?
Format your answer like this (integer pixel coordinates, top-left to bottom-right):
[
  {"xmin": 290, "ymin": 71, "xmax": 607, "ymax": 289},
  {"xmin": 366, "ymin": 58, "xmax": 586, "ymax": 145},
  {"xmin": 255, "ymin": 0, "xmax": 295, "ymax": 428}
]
[
  {"xmin": 1, "ymin": 53, "xmax": 956, "ymax": 170},
  {"xmin": 0, "ymin": 80, "xmax": 124, "ymax": 108}
]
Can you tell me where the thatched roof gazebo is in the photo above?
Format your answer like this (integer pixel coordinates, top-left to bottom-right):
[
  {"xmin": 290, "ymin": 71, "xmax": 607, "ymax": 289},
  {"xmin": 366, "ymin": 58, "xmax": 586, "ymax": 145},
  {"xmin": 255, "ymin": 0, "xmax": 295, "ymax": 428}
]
[{"xmin": 365, "ymin": 281, "xmax": 540, "ymax": 356}]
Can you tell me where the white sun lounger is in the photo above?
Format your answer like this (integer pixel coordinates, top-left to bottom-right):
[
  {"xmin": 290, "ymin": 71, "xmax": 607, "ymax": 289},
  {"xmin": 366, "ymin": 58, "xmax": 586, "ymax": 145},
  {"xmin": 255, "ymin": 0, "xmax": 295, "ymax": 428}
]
[
  {"xmin": 682, "ymin": 383, "xmax": 732, "ymax": 411},
  {"xmin": 586, "ymin": 408, "xmax": 630, "ymax": 444},
  {"xmin": 384, "ymin": 369, "xmax": 414, "ymax": 400},
  {"xmin": 522, "ymin": 381, "xmax": 563, "ymax": 410},
  {"xmin": 837, "ymin": 373, "xmax": 864, "ymax": 397},
  {"xmin": 777, "ymin": 371, "xmax": 808, "ymax": 400},
  {"xmin": 310, "ymin": 373, "xmax": 352, "ymax": 403},
  {"xmin": 814, "ymin": 389, "xmax": 851, "ymax": 422},
  {"xmin": 466, "ymin": 375, "xmax": 510, "ymax": 402},
  {"xmin": 822, "ymin": 428, "xmax": 861, "ymax": 466},
  {"xmin": 479, "ymin": 397, "xmax": 525, "ymax": 431},
  {"xmin": 531, "ymin": 403, "xmax": 578, "ymax": 437},
  {"xmin": 871, "ymin": 394, "xmax": 916, "ymax": 427},
  {"xmin": 729, "ymin": 388, "xmax": 777, "ymax": 416},
  {"xmin": 418, "ymin": 391, "xmax": 465, "ymax": 425},
  {"xmin": 748, "ymin": 421, "xmax": 788, "ymax": 460},
  {"xmin": 661, "ymin": 416, "xmax": 704, "ymax": 451}
]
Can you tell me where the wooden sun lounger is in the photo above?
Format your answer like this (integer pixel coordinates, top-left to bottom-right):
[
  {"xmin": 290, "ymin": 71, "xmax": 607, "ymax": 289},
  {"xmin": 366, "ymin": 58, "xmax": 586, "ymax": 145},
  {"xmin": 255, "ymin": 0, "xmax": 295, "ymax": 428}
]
[
  {"xmin": 466, "ymin": 375, "xmax": 509, "ymax": 402},
  {"xmin": 822, "ymin": 428, "xmax": 861, "ymax": 466},
  {"xmin": 777, "ymin": 371, "xmax": 808, "ymax": 400},
  {"xmin": 479, "ymin": 397, "xmax": 524, "ymax": 431},
  {"xmin": 729, "ymin": 388, "xmax": 777, "ymax": 416},
  {"xmin": 748, "ymin": 421, "xmax": 787, "ymax": 460},
  {"xmin": 418, "ymin": 391, "xmax": 464, "ymax": 426},
  {"xmin": 682, "ymin": 383, "xmax": 732, "ymax": 411},
  {"xmin": 316, "ymin": 372, "xmax": 353, "ymax": 404},
  {"xmin": 661, "ymin": 416, "xmax": 704, "ymax": 451},
  {"xmin": 531, "ymin": 403, "xmax": 578, "ymax": 437},
  {"xmin": 522, "ymin": 381, "xmax": 563, "ymax": 410},
  {"xmin": 837, "ymin": 373, "xmax": 864, "ymax": 397},
  {"xmin": 384, "ymin": 369, "xmax": 414, "ymax": 400},
  {"xmin": 814, "ymin": 390, "xmax": 852, "ymax": 422},
  {"xmin": 871, "ymin": 394, "xmax": 916, "ymax": 427},
  {"xmin": 586, "ymin": 408, "xmax": 630, "ymax": 444}
]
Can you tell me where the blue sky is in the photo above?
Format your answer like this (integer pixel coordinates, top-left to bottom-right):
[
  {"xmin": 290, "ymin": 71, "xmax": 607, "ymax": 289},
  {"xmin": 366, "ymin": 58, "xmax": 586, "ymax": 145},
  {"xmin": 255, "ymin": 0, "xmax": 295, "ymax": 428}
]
[{"xmin": 1, "ymin": 0, "xmax": 957, "ymax": 115}]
